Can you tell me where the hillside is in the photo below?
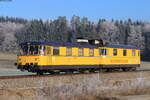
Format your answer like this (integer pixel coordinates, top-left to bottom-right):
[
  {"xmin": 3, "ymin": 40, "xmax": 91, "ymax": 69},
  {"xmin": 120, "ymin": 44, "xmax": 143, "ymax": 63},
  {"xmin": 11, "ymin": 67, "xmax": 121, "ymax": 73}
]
[{"xmin": 0, "ymin": 16, "xmax": 150, "ymax": 60}]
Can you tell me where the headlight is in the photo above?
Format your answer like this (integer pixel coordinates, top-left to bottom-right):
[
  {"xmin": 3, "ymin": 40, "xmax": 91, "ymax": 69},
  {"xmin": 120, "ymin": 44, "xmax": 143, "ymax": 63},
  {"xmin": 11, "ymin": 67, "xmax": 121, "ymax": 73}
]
[
  {"xmin": 18, "ymin": 58, "xmax": 21, "ymax": 61},
  {"xmin": 14, "ymin": 63, "xmax": 17, "ymax": 66}
]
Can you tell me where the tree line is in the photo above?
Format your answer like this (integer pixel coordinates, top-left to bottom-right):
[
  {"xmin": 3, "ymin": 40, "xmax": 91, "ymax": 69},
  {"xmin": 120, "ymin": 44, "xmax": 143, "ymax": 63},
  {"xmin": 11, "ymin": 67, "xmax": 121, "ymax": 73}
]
[{"xmin": 0, "ymin": 16, "xmax": 150, "ymax": 60}]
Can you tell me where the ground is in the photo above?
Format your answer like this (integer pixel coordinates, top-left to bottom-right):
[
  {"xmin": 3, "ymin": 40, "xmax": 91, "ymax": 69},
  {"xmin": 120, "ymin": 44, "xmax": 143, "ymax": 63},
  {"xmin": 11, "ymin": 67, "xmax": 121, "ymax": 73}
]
[
  {"xmin": 0, "ymin": 53, "xmax": 150, "ymax": 100},
  {"xmin": 120, "ymin": 95, "xmax": 150, "ymax": 100}
]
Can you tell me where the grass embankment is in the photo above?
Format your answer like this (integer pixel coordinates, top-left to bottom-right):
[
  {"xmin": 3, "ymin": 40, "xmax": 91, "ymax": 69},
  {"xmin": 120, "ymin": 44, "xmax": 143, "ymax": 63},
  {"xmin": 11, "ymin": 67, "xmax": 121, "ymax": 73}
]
[
  {"xmin": 1, "ymin": 72, "xmax": 150, "ymax": 100},
  {"xmin": 0, "ymin": 53, "xmax": 17, "ymax": 69},
  {"xmin": 141, "ymin": 61, "xmax": 150, "ymax": 68}
]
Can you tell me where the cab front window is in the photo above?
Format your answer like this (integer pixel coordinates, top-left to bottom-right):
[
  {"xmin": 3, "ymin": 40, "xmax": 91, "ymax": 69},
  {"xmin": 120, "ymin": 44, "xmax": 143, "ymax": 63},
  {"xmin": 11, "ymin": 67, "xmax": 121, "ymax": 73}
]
[
  {"xmin": 20, "ymin": 45, "xmax": 46, "ymax": 56},
  {"xmin": 20, "ymin": 45, "xmax": 28, "ymax": 55},
  {"xmin": 29, "ymin": 45, "xmax": 39, "ymax": 55}
]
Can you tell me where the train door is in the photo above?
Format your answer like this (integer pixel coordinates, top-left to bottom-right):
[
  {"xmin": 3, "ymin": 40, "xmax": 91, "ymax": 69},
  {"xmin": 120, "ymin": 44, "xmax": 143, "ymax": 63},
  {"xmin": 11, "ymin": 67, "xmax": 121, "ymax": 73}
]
[
  {"xmin": 45, "ymin": 46, "xmax": 51, "ymax": 65},
  {"xmin": 99, "ymin": 47, "xmax": 108, "ymax": 65}
]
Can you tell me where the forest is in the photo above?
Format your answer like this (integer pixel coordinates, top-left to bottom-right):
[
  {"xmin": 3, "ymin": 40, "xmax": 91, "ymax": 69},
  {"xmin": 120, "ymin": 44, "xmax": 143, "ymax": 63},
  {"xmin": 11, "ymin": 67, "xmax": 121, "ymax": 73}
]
[{"xmin": 0, "ymin": 16, "xmax": 150, "ymax": 60}]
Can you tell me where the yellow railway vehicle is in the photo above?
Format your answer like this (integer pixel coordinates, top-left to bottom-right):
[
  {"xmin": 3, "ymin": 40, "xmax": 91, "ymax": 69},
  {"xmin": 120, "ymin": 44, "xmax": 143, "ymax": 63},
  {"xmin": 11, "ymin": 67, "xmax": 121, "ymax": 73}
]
[{"xmin": 16, "ymin": 41, "xmax": 140, "ymax": 74}]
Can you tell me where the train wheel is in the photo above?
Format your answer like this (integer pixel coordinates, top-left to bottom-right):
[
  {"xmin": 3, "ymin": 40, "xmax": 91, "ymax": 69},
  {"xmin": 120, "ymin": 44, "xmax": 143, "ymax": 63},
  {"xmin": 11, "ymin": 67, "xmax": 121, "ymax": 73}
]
[
  {"xmin": 122, "ymin": 68, "xmax": 129, "ymax": 71},
  {"xmin": 84, "ymin": 70, "xmax": 90, "ymax": 73},
  {"xmin": 106, "ymin": 68, "xmax": 112, "ymax": 72},
  {"xmin": 79, "ymin": 70, "xmax": 84, "ymax": 73},
  {"xmin": 132, "ymin": 67, "xmax": 136, "ymax": 71},
  {"xmin": 36, "ymin": 71, "xmax": 44, "ymax": 75},
  {"xmin": 122, "ymin": 68, "xmax": 126, "ymax": 71},
  {"xmin": 66, "ymin": 70, "xmax": 74, "ymax": 74},
  {"xmin": 54, "ymin": 72, "xmax": 60, "ymax": 74},
  {"xmin": 98, "ymin": 69, "xmax": 103, "ymax": 72},
  {"xmin": 89, "ymin": 70, "xmax": 95, "ymax": 73},
  {"xmin": 49, "ymin": 71, "xmax": 55, "ymax": 74}
]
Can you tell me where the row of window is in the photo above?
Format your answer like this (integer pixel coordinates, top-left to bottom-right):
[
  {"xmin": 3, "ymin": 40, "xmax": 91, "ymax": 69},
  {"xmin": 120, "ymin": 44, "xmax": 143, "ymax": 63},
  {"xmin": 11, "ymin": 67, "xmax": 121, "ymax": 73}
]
[
  {"xmin": 53, "ymin": 47, "xmax": 139, "ymax": 56},
  {"xmin": 53, "ymin": 47, "xmax": 94, "ymax": 56},
  {"xmin": 100, "ymin": 48, "xmax": 139, "ymax": 56}
]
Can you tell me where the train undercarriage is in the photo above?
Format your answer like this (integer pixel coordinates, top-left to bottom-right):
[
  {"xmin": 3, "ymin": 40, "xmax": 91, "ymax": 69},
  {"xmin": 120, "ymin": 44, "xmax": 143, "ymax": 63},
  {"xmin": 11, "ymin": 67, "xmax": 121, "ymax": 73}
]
[{"xmin": 17, "ymin": 64, "xmax": 140, "ymax": 75}]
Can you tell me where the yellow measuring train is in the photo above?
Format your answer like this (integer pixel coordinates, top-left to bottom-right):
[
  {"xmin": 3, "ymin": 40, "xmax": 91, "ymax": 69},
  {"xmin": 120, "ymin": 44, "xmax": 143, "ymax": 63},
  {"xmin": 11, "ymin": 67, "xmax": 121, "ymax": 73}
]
[{"xmin": 16, "ymin": 40, "xmax": 140, "ymax": 74}]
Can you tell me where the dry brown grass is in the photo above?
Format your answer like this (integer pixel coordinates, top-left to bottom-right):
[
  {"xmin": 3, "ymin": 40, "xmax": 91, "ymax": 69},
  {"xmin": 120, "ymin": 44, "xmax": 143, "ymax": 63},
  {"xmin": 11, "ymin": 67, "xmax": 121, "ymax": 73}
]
[
  {"xmin": 0, "ymin": 89, "xmax": 123, "ymax": 100},
  {"xmin": 141, "ymin": 61, "xmax": 150, "ymax": 68},
  {"xmin": 1, "ymin": 72, "xmax": 150, "ymax": 100},
  {"xmin": 68, "ymin": 95, "xmax": 122, "ymax": 100},
  {"xmin": 0, "ymin": 52, "xmax": 17, "ymax": 69},
  {"xmin": 0, "ymin": 52, "xmax": 17, "ymax": 60}
]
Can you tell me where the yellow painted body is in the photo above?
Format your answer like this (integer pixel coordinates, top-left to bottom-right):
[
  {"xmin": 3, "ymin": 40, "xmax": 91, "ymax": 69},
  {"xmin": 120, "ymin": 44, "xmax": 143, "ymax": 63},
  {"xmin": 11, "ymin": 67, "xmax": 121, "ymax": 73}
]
[{"xmin": 18, "ymin": 46, "xmax": 140, "ymax": 66}]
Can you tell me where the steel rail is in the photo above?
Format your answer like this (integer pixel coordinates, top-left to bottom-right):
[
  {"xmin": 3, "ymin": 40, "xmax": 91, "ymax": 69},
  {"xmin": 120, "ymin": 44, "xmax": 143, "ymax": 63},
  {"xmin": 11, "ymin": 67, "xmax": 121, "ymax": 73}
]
[{"xmin": 0, "ymin": 69, "xmax": 150, "ymax": 80}]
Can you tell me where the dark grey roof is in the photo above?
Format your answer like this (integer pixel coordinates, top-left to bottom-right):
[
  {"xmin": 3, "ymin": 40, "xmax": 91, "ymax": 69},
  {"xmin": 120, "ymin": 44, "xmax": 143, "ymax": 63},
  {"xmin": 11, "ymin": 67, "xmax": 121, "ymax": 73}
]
[
  {"xmin": 20, "ymin": 41, "xmax": 97, "ymax": 48},
  {"xmin": 20, "ymin": 41, "xmax": 140, "ymax": 49},
  {"xmin": 105, "ymin": 43, "xmax": 140, "ymax": 49}
]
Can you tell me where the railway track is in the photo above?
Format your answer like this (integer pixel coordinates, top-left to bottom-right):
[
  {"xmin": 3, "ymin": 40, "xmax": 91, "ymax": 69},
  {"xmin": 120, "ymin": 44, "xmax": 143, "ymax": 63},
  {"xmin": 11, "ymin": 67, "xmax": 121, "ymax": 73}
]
[{"xmin": 0, "ymin": 69, "xmax": 150, "ymax": 80}]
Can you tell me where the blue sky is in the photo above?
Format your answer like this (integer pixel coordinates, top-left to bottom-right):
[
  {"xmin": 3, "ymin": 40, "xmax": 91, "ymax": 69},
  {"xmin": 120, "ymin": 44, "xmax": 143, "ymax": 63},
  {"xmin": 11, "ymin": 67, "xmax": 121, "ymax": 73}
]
[{"xmin": 0, "ymin": 0, "xmax": 150, "ymax": 21}]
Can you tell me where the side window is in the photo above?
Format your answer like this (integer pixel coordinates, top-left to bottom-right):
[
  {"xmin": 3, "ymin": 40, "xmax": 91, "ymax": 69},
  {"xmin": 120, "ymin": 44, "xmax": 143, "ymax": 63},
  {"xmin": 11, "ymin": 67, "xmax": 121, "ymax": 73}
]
[
  {"xmin": 39, "ymin": 45, "xmax": 45, "ymax": 55},
  {"xmin": 34, "ymin": 45, "xmax": 39, "ymax": 55},
  {"xmin": 53, "ymin": 47, "xmax": 59, "ymax": 55},
  {"xmin": 123, "ymin": 49, "xmax": 127, "ymax": 56},
  {"xmin": 132, "ymin": 50, "xmax": 136, "ymax": 56},
  {"xmin": 99, "ymin": 48, "xmax": 107, "ymax": 55},
  {"xmin": 29, "ymin": 45, "xmax": 34, "ymax": 55},
  {"xmin": 113, "ymin": 49, "xmax": 117, "ymax": 56},
  {"xmin": 89, "ymin": 49, "xmax": 94, "ymax": 56},
  {"xmin": 66, "ymin": 47, "xmax": 72, "ymax": 56},
  {"xmin": 46, "ymin": 46, "xmax": 51, "ymax": 55},
  {"xmin": 78, "ymin": 48, "xmax": 84, "ymax": 56}
]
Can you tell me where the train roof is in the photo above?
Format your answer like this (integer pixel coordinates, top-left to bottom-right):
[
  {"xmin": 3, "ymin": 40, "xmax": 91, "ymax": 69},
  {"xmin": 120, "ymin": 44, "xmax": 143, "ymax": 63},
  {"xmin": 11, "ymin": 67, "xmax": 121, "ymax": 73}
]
[
  {"xmin": 105, "ymin": 43, "xmax": 140, "ymax": 49},
  {"xmin": 20, "ymin": 41, "xmax": 97, "ymax": 48},
  {"xmin": 20, "ymin": 41, "xmax": 140, "ymax": 49}
]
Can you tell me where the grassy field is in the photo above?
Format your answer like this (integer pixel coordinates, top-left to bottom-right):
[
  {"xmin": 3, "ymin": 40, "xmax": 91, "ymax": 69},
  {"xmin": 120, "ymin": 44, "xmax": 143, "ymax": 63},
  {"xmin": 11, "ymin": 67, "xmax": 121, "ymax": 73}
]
[
  {"xmin": 141, "ymin": 61, "xmax": 150, "ymax": 68},
  {"xmin": 0, "ymin": 52, "xmax": 17, "ymax": 60},
  {"xmin": 0, "ymin": 53, "xmax": 17, "ymax": 69}
]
